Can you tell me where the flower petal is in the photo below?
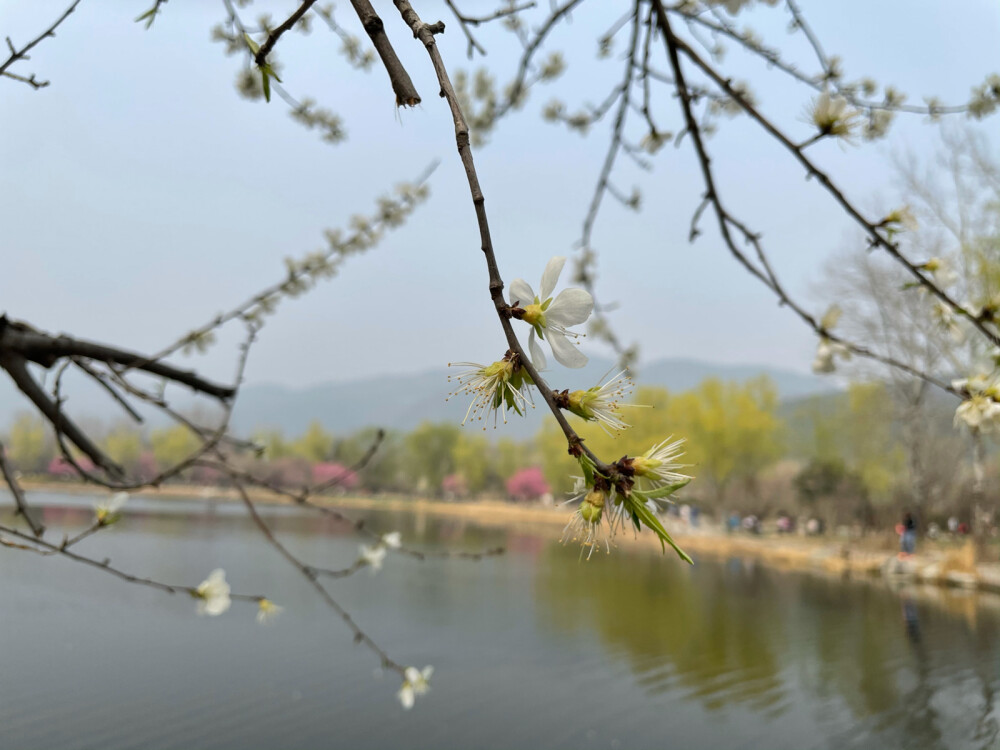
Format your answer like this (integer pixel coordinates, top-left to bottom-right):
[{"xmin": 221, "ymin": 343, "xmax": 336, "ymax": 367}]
[
  {"xmin": 545, "ymin": 288, "xmax": 594, "ymax": 326},
  {"xmin": 539, "ymin": 257, "xmax": 566, "ymax": 301},
  {"xmin": 548, "ymin": 330, "xmax": 588, "ymax": 368},
  {"xmin": 398, "ymin": 685, "xmax": 415, "ymax": 710},
  {"xmin": 509, "ymin": 278, "xmax": 534, "ymax": 307},
  {"xmin": 528, "ymin": 329, "xmax": 547, "ymax": 371}
]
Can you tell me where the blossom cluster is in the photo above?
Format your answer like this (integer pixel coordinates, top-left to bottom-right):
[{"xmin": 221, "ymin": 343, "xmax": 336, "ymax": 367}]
[
  {"xmin": 449, "ymin": 256, "xmax": 695, "ymax": 562},
  {"xmin": 563, "ymin": 440, "xmax": 692, "ymax": 561}
]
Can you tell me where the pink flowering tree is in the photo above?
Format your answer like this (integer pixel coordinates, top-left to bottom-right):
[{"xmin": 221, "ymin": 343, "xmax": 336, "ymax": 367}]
[
  {"xmin": 47, "ymin": 455, "xmax": 96, "ymax": 479},
  {"xmin": 441, "ymin": 473, "xmax": 468, "ymax": 499},
  {"xmin": 506, "ymin": 468, "xmax": 550, "ymax": 503},
  {"xmin": 312, "ymin": 462, "xmax": 359, "ymax": 492}
]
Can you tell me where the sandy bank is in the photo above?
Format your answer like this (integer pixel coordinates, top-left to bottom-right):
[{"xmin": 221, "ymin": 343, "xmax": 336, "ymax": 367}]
[{"xmin": 16, "ymin": 480, "xmax": 1000, "ymax": 598}]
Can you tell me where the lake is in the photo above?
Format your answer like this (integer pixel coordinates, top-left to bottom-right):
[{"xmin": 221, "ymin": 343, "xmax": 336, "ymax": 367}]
[{"xmin": 1, "ymin": 491, "xmax": 998, "ymax": 750}]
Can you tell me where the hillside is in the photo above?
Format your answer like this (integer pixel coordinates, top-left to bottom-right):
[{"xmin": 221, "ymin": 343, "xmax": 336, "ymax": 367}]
[{"xmin": 0, "ymin": 356, "xmax": 835, "ymax": 439}]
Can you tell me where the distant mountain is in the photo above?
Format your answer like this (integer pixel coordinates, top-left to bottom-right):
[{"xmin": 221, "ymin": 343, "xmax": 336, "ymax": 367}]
[
  {"xmin": 0, "ymin": 356, "xmax": 836, "ymax": 439},
  {"xmin": 226, "ymin": 356, "xmax": 834, "ymax": 438}
]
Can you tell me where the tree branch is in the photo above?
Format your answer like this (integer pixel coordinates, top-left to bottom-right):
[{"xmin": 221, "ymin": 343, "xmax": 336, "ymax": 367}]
[
  {"xmin": 348, "ymin": 0, "xmax": 421, "ymax": 106},
  {"xmin": 0, "ymin": 441, "xmax": 44, "ymax": 536},
  {"xmin": 0, "ymin": 0, "xmax": 82, "ymax": 88}
]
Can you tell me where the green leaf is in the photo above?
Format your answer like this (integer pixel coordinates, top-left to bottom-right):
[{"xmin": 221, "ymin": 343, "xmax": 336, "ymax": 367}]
[
  {"xmin": 640, "ymin": 477, "xmax": 692, "ymax": 500},
  {"xmin": 244, "ymin": 33, "xmax": 260, "ymax": 55},
  {"xmin": 628, "ymin": 496, "xmax": 693, "ymax": 564},
  {"xmin": 134, "ymin": 7, "xmax": 157, "ymax": 28},
  {"xmin": 578, "ymin": 456, "xmax": 594, "ymax": 487},
  {"xmin": 261, "ymin": 69, "xmax": 271, "ymax": 102}
]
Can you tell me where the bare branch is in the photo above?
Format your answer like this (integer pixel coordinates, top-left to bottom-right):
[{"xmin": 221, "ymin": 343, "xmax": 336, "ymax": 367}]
[
  {"xmin": 0, "ymin": 441, "xmax": 44, "ymax": 536},
  {"xmin": 664, "ymin": 26, "xmax": 1000, "ymax": 349},
  {"xmin": 255, "ymin": 0, "xmax": 320, "ymax": 65},
  {"xmin": 0, "ymin": 0, "xmax": 82, "ymax": 89},
  {"xmin": 0, "ymin": 350, "xmax": 124, "ymax": 478},
  {"xmin": 348, "ymin": 0, "xmax": 421, "ymax": 106},
  {"xmin": 0, "ymin": 522, "xmax": 265, "ymax": 604}
]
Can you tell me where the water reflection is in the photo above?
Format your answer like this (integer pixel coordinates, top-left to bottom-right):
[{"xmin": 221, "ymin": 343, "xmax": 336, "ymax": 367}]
[
  {"xmin": 535, "ymin": 542, "xmax": 1000, "ymax": 749},
  {"xmin": 1, "ymin": 493, "xmax": 999, "ymax": 750}
]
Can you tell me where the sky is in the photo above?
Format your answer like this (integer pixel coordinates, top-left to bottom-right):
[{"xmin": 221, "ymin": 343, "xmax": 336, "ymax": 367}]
[{"xmin": 1, "ymin": 0, "xmax": 999, "ymax": 391}]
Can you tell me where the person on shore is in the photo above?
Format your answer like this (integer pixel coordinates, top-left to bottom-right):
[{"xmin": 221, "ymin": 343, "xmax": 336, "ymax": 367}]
[{"xmin": 899, "ymin": 512, "xmax": 917, "ymax": 558}]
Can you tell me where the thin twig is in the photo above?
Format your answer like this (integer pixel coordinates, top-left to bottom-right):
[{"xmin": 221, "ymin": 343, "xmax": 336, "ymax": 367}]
[
  {"xmin": 0, "ymin": 522, "xmax": 264, "ymax": 603},
  {"xmin": 0, "ymin": 441, "xmax": 44, "ymax": 536},
  {"xmin": 0, "ymin": 0, "xmax": 82, "ymax": 87},
  {"xmin": 255, "ymin": 0, "xmax": 319, "ymax": 65},
  {"xmin": 666, "ymin": 27, "xmax": 1000, "ymax": 349}
]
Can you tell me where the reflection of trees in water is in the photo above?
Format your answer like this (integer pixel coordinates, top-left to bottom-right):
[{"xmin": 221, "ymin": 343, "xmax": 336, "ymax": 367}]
[
  {"xmin": 535, "ymin": 549, "xmax": 785, "ymax": 713},
  {"xmin": 535, "ymin": 548, "xmax": 1000, "ymax": 748}
]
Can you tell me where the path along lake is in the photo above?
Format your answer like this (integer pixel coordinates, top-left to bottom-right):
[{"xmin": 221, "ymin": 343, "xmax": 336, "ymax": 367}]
[{"xmin": 1, "ymin": 491, "xmax": 998, "ymax": 750}]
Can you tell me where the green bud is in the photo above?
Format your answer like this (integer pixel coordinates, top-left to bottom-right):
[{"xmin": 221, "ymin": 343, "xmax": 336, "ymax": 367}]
[{"xmin": 579, "ymin": 488, "xmax": 606, "ymax": 523}]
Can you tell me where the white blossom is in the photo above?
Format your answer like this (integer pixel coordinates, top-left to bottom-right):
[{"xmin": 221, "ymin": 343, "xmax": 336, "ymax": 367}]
[
  {"xmin": 94, "ymin": 492, "xmax": 129, "ymax": 524},
  {"xmin": 381, "ymin": 531, "xmax": 402, "ymax": 549},
  {"xmin": 630, "ymin": 438, "xmax": 691, "ymax": 488},
  {"xmin": 564, "ymin": 370, "xmax": 639, "ymax": 434},
  {"xmin": 256, "ymin": 598, "xmax": 283, "ymax": 624},
  {"xmin": 808, "ymin": 91, "xmax": 859, "ymax": 140},
  {"xmin": 398, "ymin": 665, "xmax": 433, "ymax": 710},
  {"xmin": 196, "ymin": 568, "xmax": 232, "ymax": 616},
  {"xmin": 953, "ymin": 375, "xmax": 1000, "ymax": 433},
  {"xmin": 812, "ymin": 338, "xmax": 850, "ymax": 374},
  {"xmin": 922, "ymin": 257, "xmax": 958, "ymax": 288},
  {"xmin": 358, "ymin": 544, "xmax": 387, "ymax": 573},
  {"xmin": 447, "ymin": 358, "xmax": 533, "ymax": 427},
  {"xmin": 509, "ymin": 256, "xmax": 594, "ymax": 369},
  {"xmin": 561, "ymin": 486, "xmax": 613, "ymax": 559},
  {"xmin": 931, "ymin": 302, "xmax": 965, "ymax": 344}
]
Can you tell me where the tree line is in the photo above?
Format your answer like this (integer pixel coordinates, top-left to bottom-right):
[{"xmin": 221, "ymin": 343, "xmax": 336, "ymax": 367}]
[{"xmin": 4, "ymin": 373, "xmax": 992, "ymax": 526}]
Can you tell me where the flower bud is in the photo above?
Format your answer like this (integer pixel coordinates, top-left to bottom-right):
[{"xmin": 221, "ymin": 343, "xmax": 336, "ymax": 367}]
[{"xmin": 579, "ymin": 488, "xmax": 606, "ymax": 523}]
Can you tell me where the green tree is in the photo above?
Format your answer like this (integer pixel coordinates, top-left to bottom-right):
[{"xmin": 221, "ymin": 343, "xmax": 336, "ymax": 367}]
[
  {"xmin": 5, "ymin": 413, "xmax": 51, "ymax": 473},
  {"xmin": 253, "ymin": 428, "xmax": 292, "ymax": 460},
  {"xmin": 101, "ymin": 424, "xmax": 144, "ymax": 472},
  {"xmin": 844, "ymin": 381, "xmax": 904, "ymax": 504},
  {"xmin": 404, "ymin": 422, "xmax": 460, "ymax": 494},
  {"xmin": 451, "ymin": 432, "xmax": 490, "ymax": 493},
  {"xmin": 150, "ymin": 424, "xmax": 201, "ymax": 470},
  {"xmin": 291, "ymin": 421, "xmax": 334, "ymax": 462}
]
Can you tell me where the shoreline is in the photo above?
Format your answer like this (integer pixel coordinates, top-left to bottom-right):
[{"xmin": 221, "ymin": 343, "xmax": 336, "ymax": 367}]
[{"xmin": 13, "ymin": 479, "xmax": 1000, "ymax": 598}]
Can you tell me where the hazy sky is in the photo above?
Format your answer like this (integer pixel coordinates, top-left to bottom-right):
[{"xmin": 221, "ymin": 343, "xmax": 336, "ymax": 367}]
[{"xmin": 2, "ymin": 0, "xmax": 998, "ymax": 390}]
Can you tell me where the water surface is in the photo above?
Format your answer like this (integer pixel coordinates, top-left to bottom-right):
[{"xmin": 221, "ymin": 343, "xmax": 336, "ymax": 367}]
[{"xmin": 1, "ymin": 492, "xmax": 997, "ymax": 749}]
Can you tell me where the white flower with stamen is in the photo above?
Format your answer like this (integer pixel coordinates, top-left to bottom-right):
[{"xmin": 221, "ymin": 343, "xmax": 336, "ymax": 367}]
[
  {"xmin": 195, "ymin": 568, "xmax": 231, "ymax": 616},
  {"xmin": 808, "ymin": 90, "xmax": 859, "ymax": 140},
  {"xmin": 256, "ymin": 598, "xmax": 283, "ymax": 625},
  {"xmin": 509, "ymin": 256, "xmax": 594, "ymax": 369},
  {"xmin": 94, "ymin": 491, "xmax": 129, "ymax": 524},
  {"xmin": 883, "ymin": 206, "xmax": 918, "ymax": 232},
  {"xmin": 447, "ymin": 357, "xmax": 533, "ymax": 427},
  {"xmin": 358, "ymin": 544, "xmax": 387, "ymax": 573},
  {"xmin": 932, "ymin": 301, "xmax": 965, "ymax": 343},
  {"xmin": 381, "ymin": 531, "xmax": 402, "ymax": 549},
  {"xmin": 630, "ymin": 438, "xmax": 691, "ymax": 488},
  {"xmin": 563, "ymin": 370, "xmax": 642, "ymax": 434},
  {"xmin": 398, "ymin": 665, "xmax": 433, "ymax": 710},
  {"xmin": 562, "ymin": 486, "xmax": 614, "ymax": 559},
  {"xmin": 953, "ymin": 375, "xmax": 1000, "ymax": 433},
  {"xmin": 812, "ymin": 337, "xmax": 850, "ymax": 374},
  {"xmin": 922, "ymin": 257, "xmax": 958, "ymax": 288}
]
